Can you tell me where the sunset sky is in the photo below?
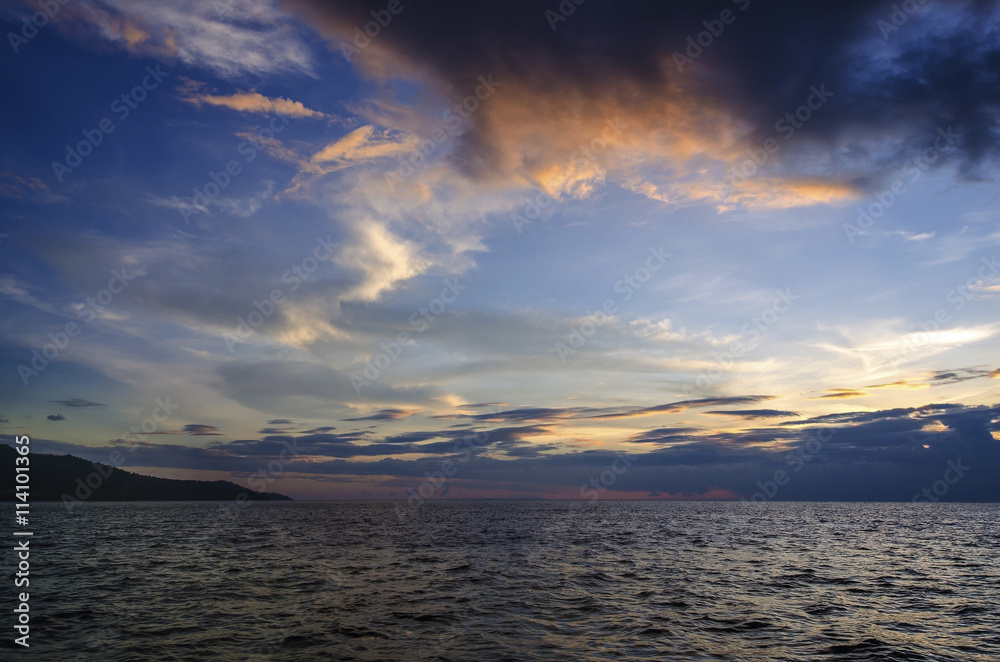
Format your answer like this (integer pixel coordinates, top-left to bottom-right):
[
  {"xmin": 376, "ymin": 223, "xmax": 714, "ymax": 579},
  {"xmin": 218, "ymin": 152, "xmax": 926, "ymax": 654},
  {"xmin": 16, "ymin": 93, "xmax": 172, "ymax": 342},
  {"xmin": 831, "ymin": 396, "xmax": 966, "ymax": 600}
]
[{"xmin": 1, "ymin": 0, "xmax": 998, "ymax": 500}]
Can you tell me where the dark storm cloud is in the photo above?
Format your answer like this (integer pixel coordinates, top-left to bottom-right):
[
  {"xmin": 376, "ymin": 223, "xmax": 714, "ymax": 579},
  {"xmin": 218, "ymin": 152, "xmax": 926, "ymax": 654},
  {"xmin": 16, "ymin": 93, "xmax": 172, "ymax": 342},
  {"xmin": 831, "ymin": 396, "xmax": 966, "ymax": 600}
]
[
  {"xmin": 47, "ymin": 414, "xmax": 66, "ymax": 421},
  {"xmin": 298, "ymin": 0, "xmax": 1000, "ymax": 181}
]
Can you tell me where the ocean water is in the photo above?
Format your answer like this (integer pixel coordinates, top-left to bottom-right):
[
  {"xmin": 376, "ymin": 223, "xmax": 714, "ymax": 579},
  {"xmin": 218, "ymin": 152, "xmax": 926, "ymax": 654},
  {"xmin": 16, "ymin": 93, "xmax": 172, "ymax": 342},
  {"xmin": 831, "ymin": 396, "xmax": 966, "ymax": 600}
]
[{"xmin": 10, "ymin": 501, "xmax": 1000, "ymax": 661}]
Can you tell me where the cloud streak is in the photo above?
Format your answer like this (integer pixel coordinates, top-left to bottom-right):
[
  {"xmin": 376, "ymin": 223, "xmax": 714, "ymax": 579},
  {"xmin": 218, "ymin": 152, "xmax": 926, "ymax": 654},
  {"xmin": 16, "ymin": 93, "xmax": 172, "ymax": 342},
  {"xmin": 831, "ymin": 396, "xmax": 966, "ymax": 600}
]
[{"xmin": 184, "ymin": 90, "xmax": 327, "ymax": 118}]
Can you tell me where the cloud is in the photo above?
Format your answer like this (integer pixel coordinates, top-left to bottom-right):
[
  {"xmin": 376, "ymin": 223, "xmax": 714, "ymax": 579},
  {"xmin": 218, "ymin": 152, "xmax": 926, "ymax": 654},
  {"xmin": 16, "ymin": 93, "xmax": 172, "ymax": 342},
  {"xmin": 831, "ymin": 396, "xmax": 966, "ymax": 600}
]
[
  {"xmin": 215, "ymin": 359, "xmax": 444, "ymax": 416},
  {"xmin": 333, "ymin": 223, "xmax": 431, "ymax": 302},
  {"xmin": 927, "ymin": 367, "xmax": 996, "ymax": 385},
  {"xmin": 54, "ymin": 0, "xmax": 315, "ymax": 79},
  {"xmin": 47, "ymin": 414, "xmax": 66, "ymax": 421},
  {"xmin": 0, "ymin": 173, "xmax": 65, "ymax": 204},
  {"xmin": 184, "ymin": 90, "xmax": 327, "ymax": 118},
  {"xmin": 814, "ymin": 389, "xmax": 869, "ymax": 399},
  {"xmin": 295, "ymin": 0, "xmax": 1000, "ymax": 208},
  {"xmin": 704, "ymin": 409, "xmax": 799, "ymax": 420},
  {"xmin": 280, "ymin": 125, "xmax": 417, "ymax": 198},
  {"xmin": 865, "ymin": 380, "xmax": 929, "ymax": 391},
  {"xmin": 0, "ymin": 276, "xmax": 57, "ymax": 314},
  {"xmin": 590, "ymin": 396, "xmax": 775, "ymax": 420},
  {"xmin": 468, "ymin": 407, "xmax": 593, "ymax": 423},
  {"xmin": 150, "ymin": 180, "xmax": 276, "ymax": 221},
  {"xmin": 718, "ymin": 179, "xmax": 860, "ymax": 212},
  {"xmin": 626, "ymin": 427, "xmax": 702, "ymax": 444},
  {"xmin": 24, "ymin": 402, "xmax": 1000, "ymax": 500},
  {"xmin": 343, "ymin": 408, "xmax": 421, "ymax": 421},
  {"xmin": 50, "ymin": 399, "xmax": 106, "ymax": 407},
  {"xmin": 311, "ymin": 125, "xmax": 414, "ymax": 165},
  {"xmin": 182, "ymin": 424, "xmax": 224, "ymax": 436}
]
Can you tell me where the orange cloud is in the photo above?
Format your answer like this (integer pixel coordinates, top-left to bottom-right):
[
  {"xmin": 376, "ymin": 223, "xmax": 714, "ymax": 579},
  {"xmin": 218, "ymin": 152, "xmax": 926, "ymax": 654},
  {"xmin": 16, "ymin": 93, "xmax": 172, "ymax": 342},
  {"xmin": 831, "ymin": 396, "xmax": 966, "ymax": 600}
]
[
  {"xmin": 0, "ymin": 173, "xmax": 48, "ymax": 200},
  {"xmin": 865, "ymin": 380, "xmax": 930, "ymax": 390},
  {"xmin": 814, "ymin": 388, "xmax": 868, "ymax": 399},
  {"xmin": 310, "ymin": 125, "xmax": 414, "ymax": 165},
  {"xmin": 291, "ymin": 5, "xmax": 861, "ymax": 213},
  {"xmin": 718, "ymin": 178, "xmax": 860, "ymax": 212},
  {"xmin": 185, "ymin": 91, "xmax": 326, "ymax": 118}
]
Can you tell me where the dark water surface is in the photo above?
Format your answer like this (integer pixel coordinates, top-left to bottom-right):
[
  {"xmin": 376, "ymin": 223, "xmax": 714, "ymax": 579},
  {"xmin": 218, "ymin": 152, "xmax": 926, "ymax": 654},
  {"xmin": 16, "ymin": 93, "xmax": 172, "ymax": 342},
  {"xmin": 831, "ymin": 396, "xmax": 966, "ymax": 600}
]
[{"xmin": 12, "ymin": 501, "xmax": 1000, "ymax": 661}]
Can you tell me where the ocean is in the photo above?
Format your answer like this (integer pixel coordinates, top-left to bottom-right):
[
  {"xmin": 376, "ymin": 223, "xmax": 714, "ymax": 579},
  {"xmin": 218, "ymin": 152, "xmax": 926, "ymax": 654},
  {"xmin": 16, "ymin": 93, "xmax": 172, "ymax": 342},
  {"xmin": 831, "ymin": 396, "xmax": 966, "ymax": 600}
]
[{"xmin": 12, "ymin": 501, "xmax": 1000, "ymax": 661}]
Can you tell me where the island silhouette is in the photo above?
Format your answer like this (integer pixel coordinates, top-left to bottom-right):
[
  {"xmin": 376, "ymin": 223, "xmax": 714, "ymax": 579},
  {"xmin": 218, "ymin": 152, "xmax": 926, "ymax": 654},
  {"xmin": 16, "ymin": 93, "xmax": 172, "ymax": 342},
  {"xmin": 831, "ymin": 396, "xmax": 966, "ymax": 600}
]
[{"xmin": 0, "ymin": 444, "xmax": 291, "ymax": 503}]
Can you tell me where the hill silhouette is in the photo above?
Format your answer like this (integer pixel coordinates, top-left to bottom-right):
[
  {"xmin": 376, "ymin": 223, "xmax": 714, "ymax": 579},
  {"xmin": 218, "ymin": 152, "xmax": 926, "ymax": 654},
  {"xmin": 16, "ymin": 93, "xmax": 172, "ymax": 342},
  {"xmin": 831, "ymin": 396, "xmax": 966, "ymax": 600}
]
[{"xmin": 0, "ymin": 445, "xmax": 291, "ymax": 502}]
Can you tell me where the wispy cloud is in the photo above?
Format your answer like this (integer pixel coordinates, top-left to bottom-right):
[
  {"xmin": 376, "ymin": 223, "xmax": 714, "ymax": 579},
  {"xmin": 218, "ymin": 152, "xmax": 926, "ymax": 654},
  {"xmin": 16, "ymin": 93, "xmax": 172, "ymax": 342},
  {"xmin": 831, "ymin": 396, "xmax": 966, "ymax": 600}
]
[
  {"xmin": 183, "ymin": 424, "xmax": 224, "ymax": 436},
  {"xmin": 51, "ymin": 399, "xmax": 106, "ymax": 407},
  {"xmin": 184, "ymin": 90, "xmax": 327, "ymax": 118},
  {"xmin": 590, "ymin": 396, "xmax": 775, "ymax": 420},
  {"xmin": 343, "ymin": 408, "xmax": 421, "ymax": 421},
  {"xmin": 704, "ymin": 409, "xmax": 799, "ymax": 420},
  {"xmin": 814, "ymin": 389, "xmax": 868, "ymax": 399},
  {"xmin": 56, "ymin": 0, "xmax": 315, "ymax": 78}
]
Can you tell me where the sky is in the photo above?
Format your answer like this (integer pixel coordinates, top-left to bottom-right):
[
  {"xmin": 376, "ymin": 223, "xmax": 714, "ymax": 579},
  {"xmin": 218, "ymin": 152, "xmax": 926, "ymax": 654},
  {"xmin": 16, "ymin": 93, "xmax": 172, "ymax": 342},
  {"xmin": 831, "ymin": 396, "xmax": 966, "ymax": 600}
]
[{"xmin": 1, "ymin": 0, "xmax": 998, "ymax": 501}]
